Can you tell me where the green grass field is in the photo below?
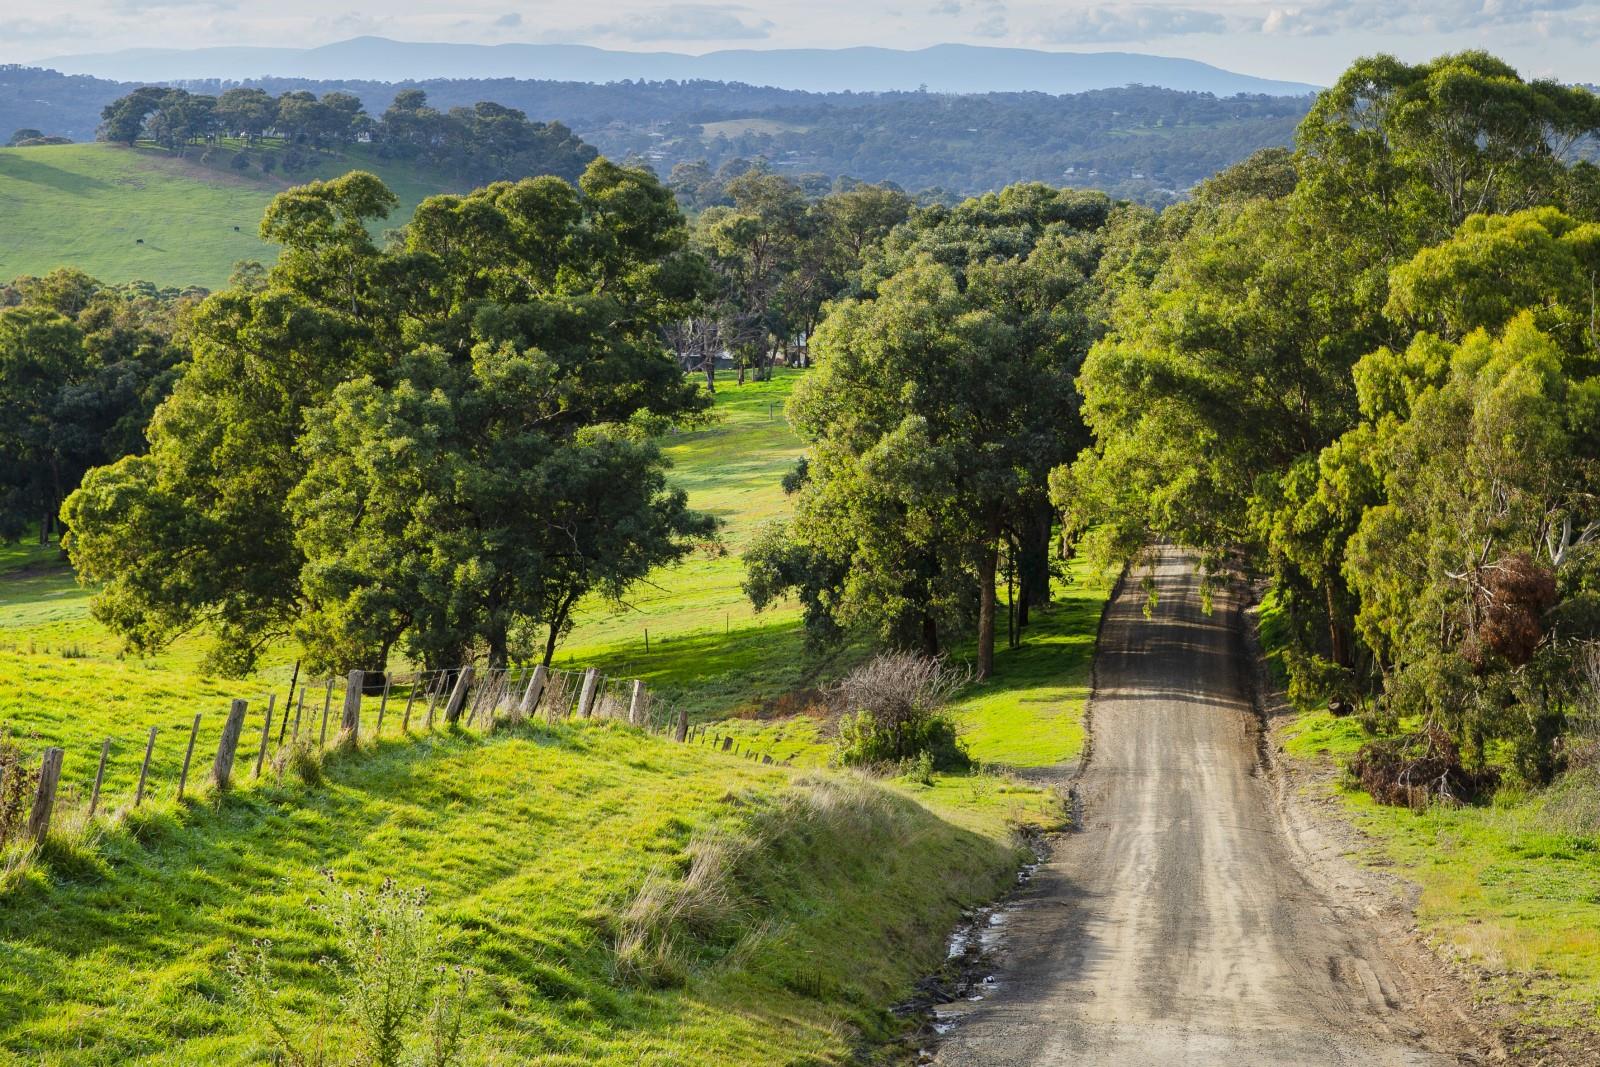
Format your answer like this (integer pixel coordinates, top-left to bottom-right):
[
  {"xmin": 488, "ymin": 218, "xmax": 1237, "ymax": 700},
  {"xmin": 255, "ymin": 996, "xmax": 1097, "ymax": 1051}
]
[
  {"xmin": 0, "ymin": 142, "xmax": 451, "ymax": 289},
  {"xmin": 0, "ymin": 366, "xmax": 1116, "ymax": 1062},
  {"xmin": 0, "ymin": 715, "xmax": 1040, "ymax": 1064}
]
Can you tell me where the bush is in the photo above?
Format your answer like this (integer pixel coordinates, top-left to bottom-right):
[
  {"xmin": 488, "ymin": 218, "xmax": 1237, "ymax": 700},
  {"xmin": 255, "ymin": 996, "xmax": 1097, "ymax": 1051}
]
[
  {"xmin": 230, "ymin": 152, "xmax": 251, "ymax": 171},
  {"xmin": 1349, "ymin": 724, "xmax": 1499, "ymax": 808},
  {"xmin": 272, "ymin": 738, "xmax": 324, "ymax": 787},
  {"xmin": 832, "ymin": 652, "xmax": 970, "ymax": 771},
  {"xmin": 226, "ymin": 875, "xmax": 476, "ymax": 1067},
  {"xmin": 0, "ymin": 734, "xmax": 38, "ymax": 851}
]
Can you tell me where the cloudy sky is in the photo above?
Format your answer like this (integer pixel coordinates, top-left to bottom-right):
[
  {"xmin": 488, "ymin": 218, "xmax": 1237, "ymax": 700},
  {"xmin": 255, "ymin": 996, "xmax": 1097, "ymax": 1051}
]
[{"xmin": 8, "ymin": 0, "xmax": 1599, "ymax": 86}]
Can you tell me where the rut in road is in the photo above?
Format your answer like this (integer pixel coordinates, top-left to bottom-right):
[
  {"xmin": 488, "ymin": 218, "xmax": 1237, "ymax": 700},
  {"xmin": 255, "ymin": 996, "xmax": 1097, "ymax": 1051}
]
[{"xmin": 934, "ymin": 547, "xmax": 1465, "ymax": 1067}]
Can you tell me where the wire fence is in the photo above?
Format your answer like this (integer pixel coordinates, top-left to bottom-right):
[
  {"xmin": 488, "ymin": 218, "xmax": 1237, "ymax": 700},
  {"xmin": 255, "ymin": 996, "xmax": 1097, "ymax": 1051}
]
[{"xmin": 0, "ymin": 658, "xmax": 743, "ymax": 852}]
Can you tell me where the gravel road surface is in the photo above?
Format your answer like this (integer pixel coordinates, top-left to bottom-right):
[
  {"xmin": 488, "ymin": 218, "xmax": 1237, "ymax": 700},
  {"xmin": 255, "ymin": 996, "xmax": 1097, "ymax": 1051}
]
[{"xmin": 934, "ymin": 548, "xmax": 1466, "ymax": 1066}]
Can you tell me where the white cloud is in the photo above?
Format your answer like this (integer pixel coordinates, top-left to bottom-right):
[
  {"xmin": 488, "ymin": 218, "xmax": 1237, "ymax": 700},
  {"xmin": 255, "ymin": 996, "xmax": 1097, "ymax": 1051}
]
[
  {"xmin": 587, "ymin": 3, "xmax": 774, "ymax": 41},
  {"xmin": 1261, "ymin": 0, "xmax": 1595, "ymax": 37},
  {"xmin": 1035, "ymin": 4, "xmax": 1228, "ymax": 42}
]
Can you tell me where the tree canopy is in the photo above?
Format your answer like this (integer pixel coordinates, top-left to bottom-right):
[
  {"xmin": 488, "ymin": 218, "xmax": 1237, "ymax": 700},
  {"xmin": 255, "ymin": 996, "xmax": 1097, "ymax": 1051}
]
[
  {"xmin": 63, "ymin": 160, "xmax": 714, "ymax": 675},
  {"xmin": 1061, "ymin": 52, "xmax": 1600, "ymax": 784},
  {"xmin": 748, "ymin": 183, "xmax": 1111, "ymax": 676}
]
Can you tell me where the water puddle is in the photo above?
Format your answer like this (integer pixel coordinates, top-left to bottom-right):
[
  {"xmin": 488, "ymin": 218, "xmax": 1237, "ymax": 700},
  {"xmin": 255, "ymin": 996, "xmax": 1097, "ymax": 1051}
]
[{"xmin": 893, "ymin": 838, "xmax": 1047, "ymax": 1060}]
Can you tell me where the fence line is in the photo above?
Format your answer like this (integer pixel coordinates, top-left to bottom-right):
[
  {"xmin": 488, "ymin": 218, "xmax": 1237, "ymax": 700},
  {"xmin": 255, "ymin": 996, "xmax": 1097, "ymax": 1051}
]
[{"xmin": 1, "ymin": 658, "xmax": 786, "ymax": 849}]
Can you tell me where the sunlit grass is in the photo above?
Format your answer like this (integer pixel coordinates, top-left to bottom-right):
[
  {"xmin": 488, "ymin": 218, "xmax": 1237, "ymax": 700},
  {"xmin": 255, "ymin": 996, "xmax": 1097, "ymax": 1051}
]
[
  {"xmin": 0, "ymin": 141, "xmax": 450, "ymax": 289},
  {"xmin": 0, "ymin": 366, "xmax": 1106, "ymax": 1062},
  {"xmin": 0, "ymin": 720, "xmax": 1033, "ymax": 1063}
]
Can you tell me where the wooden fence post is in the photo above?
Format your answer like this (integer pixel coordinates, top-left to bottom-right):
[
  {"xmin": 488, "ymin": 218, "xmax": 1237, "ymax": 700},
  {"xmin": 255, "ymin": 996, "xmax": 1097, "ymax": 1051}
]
[
  {"xmin": 341, "ymin": 670, "xmax": 363, "ymax": 737},
  {"xmin": 425, "ymin": 673, "xmax": 443, "ymax": 730},
  {"xmin": 293, "ymin": 689, "xmax": 306, "ymax": 740},
  {"xmin": 628, "ymin": 680, "xmax": 647, "ymax": 726},
  {"xmin": 255, "ymin": 694, "xmax": 276, "ymax": 779},
  {"xmin": 89, "ymin": 738, "xmax": 111, "ymax": 817},
  {"xmin": 177, "ymin": 712, "xmax": 202, "ymax": 800},
  {"xmin": 443, "ymin": 666, "xmax": 474, "ymax": 725},
  {"xmin": 400, "ymin": 676, "xmax": 420, "ymax": 733},
  {"xmin": 374, "ymin": 675, "xmax": 392, "ymax": 738},
  {"xmin": 278, "ymin": 660, "xmax": 300, "ymax": 746},
  {"xmin": 212, "ymin": 698, "xmax": 249, "ymax": 790},
  {"xmin": 675, "ymin": 706, "xmax": 689, "ymax": 743},
  {"xmin": 576, "ymin": 668, "xmax": 600, "ymax": 719},
  {"xmin": 135, "ymin": 726, "xmax": 157, "ymax": 806},
  {"xmin": 319, "ymin": 678, "xmax": 334, "ymax": 746},
  {"xmin": 27, "ymin": 748, "xmax": 64, "ymax": 843},
  {"xmin": 519, "ymin": 665, "xmax": 548, "ymax": 717},
  {"xmin": 721, "ymin": 736, "xmax": 733, "ymax": 752}
]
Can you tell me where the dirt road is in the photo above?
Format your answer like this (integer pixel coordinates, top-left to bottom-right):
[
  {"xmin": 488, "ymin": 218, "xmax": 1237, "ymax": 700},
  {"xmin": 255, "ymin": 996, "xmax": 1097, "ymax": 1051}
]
[{"xmin": 934, "ymin": 548, "xmax": 1467, "ymax": 1066}]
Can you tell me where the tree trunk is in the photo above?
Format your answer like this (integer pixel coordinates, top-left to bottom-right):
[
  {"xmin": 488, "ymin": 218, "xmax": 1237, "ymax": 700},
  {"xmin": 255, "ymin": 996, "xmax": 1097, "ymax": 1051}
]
[
  {"xmin": 541, "ymin": 591, "xmax": 578, "ymax": 668},
  {"xmin": 704, "ymin": 354, "xmax": 716, "ymax": 393},
  {"xmin": 1018, "ymin": 503, "xmax": 1054, "ymax": 628},
  {"xmin": 977, "ymin": 538, "xmax": 998, "ymax": 680},
  {"xmin": 1006, "ymin": 538, "xmax": 1017, "ymax": 650},
  {"xmin": 486, "ymin": 626, "xmax": 509, "ymax": 670},
  {"xmin": 1326, "ymin": 582, "xmax": 1351, "ymax": 668},
  {"xmin": 921, "ymin": 611, "xmax": 940, "ymax": 656}
]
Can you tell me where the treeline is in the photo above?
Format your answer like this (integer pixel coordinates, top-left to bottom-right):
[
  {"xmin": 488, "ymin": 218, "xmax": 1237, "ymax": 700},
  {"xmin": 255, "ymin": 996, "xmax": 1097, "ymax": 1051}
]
[
  {"xmin": 172, "ymin": 77, "xmax": 1309, "ymax": 205},
  {"xmin": 670, "ymin": 167, "xmax": 915, "ymax": 386},
  {"xmin": 747, "ymin": 51, "xmax": 1600, "ymax": 798},
  {"xmin": 1057, "ymin": 54, "xmax": 1600, "ymax": 797},
  {"xmin": 96, "ymin": 85, "xmax": 597, "ymax": 184},
  {"xmin": 0, "ymin": 271, "xmax": 195, "ymax": 544},
  {"xmin": 0, "ymin": 65, "xmax": 116, "ymax": 141},
  {"xmin": 4, "ymin": 63, "xmax": 1309, "ymax": 205}
]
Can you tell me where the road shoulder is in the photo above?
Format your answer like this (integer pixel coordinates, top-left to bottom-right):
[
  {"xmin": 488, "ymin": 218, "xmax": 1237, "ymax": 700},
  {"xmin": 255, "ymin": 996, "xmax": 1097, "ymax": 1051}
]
[{"xmin": 1242, "ymin": 584, "xmax": 1521, "ymax": 1064}]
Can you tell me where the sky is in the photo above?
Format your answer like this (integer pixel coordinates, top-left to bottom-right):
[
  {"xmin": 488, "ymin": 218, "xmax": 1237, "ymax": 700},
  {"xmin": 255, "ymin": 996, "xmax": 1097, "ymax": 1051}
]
[{"xmin": 7, "ymin": 0, "xmax": 1599, "ymax": 86}]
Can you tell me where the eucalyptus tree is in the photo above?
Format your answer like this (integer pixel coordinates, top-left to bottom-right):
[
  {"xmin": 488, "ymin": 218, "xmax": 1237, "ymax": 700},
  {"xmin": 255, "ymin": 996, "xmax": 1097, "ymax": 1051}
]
[
  {"xmin": 1064, "ymin": 52, "xmax": 1600, "ymax": 699},
  {"xmin": 748, "ymin": 183, "xmax": 1111, "ymax": 677},
  {"xmin": 65, "ymin": 161, "xmax": 715, "ymax": 675}
]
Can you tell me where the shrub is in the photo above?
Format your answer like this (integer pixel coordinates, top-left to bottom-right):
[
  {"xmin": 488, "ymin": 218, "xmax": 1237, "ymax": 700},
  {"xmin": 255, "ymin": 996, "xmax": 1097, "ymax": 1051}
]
[
  {"xmin": 832, "ymin": 652, "xmax": 970, "ymax": 771},
  {"xmin": 1349, "ymin": 724, "xmax": 1499, "ymax": 808},
  {"xmin": 272, "ymin": 738, "xmax": 324, "ymax": 787},
  {"xmin": 0, "ymin": 734, "xmax": 39, "ymax": 851},
  {"xmin": 226, "ymin": 875, "xmax": 476, "ymax": 1067},
  {"xmin": 230, "ymin": 152, "xmax": 251, "ymax": 171}
]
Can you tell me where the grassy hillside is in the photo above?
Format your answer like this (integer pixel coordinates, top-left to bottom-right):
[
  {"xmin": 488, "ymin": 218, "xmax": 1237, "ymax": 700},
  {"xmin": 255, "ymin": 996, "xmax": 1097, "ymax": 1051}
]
[
  {"xmin": 0, "ymin": 366, "xmax": 1111, "ymax": 1063},
  {"xmin": 0, "ymin": 142, "xmax": 451, "ymax": 289},
  {"xmin": 0, "ymin": 712, "xmax": 1043, "ymax": 1063}
]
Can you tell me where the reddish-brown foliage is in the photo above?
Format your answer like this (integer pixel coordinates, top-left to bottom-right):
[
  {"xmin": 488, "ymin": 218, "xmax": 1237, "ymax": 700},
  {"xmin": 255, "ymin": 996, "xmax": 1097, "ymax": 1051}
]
[
  {"xmin": 1472, "ymin": 552, "xmax": 1557, "ymax": 668},
  {"xmin": 1349, "ymin": 724, "xmax": 1499, "ymax": 808}
]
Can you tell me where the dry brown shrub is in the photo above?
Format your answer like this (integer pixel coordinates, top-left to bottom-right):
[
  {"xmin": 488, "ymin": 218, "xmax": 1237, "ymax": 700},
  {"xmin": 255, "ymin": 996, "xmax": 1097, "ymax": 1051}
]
[
  {"xmin": 1469, "ymin": 552, "xmax": 1558, "ymax": 668},
  {"xmin": 1349, "ymin": 724, "xmax": 1499, "ymax": 808}
]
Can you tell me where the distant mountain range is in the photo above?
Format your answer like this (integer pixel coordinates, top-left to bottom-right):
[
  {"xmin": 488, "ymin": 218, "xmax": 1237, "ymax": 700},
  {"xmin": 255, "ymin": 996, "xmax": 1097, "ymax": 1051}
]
[{"xmin": 36, "ymin": 38, "xmax": 1319, "ymax": 97}]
